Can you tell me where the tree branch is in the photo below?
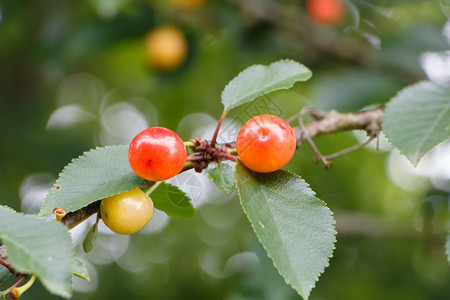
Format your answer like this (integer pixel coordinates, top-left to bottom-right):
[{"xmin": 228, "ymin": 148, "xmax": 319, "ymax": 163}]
[
  {"xmin": 226, "ymin": 0, "xmax": 368, "ymax": 65},
  {"xmin": 61, "ymin": 201, "xmax": 101, "ymax": 230},
  {"xmin": 59, "ymin": 107, "xmax": 385, "ymax": 229},
  {"xmin": 294, "ymin": 107, "xmax": 384, "ymax": 144}
]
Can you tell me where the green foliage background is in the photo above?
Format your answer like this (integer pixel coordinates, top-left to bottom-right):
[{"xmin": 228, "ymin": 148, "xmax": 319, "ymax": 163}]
[{"xmin": 1, "ymin": 0, "xmax": 449, "ymax": 299}]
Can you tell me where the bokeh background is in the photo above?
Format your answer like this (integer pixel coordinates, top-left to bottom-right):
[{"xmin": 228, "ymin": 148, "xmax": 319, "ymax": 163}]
[{"xmin": 1, "ymin": 0, "xmax": 450, "ymax": 299}]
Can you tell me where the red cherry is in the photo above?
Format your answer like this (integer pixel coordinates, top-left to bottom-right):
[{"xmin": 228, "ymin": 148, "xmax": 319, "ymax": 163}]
[
  {"xmin": 307, "ymin": 0, "xmax": 346, "ymax": 25},
  {"xmin": 128, "ymin": 127, "xmax": 187, "ymax": 181},
  {"xmin": 236, "ymin": 114, "xmax": 296, "ymax": 173}
]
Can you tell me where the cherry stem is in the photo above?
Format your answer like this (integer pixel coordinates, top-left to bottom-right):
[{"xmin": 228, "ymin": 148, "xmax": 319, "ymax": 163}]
[
  {"xmin": 11, "ymin": 274, "xmax": 28, "ymax": 288},
  {"xmin": 184, "ymin": 141, "xmax": 196, "ymax": 148},
  {"xmin": 226, "ymin": 147, "xmax": 237, "ymax": 154},
  {"xmin": 210, "ymin": 110, "xmax": 228, "ymax": 148},
  {"xmin": 186, "ymin": 155, "xmax": 205, "ymax": 162},
  {"xmin": 145, "ymin": 181, "xmax": 162, "ymax": 195},
  {"xmin": 214, "ymin": 151, "xmax": 237, "ymax": 162}
]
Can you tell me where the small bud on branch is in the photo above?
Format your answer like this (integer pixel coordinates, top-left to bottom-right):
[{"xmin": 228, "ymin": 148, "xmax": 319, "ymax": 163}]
[{"xmin": 0, "ymin": 245, "xmax": 7, "ymax": 260}]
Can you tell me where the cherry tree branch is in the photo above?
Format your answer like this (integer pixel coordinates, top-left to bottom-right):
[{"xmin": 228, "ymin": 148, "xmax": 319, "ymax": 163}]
[
  {"xmin": 59, "ymin": 107, "xmax": 385, "ymax": 229},
  {"xmin": 226, "ymin": 0, "xmax": 367, "ymax": 65},
  {"xmin": 61, "ymin": 201, "xmax": 101, "ymax": 230},
  {"xmin": 293, "ymin": 107, "xmax": 384, "ymax": 143}
]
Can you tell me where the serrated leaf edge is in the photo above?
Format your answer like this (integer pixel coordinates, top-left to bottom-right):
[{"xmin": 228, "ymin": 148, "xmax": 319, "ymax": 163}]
[
  {"xmin": 153, "ymin": 182, "xmax": 197, "ymax": 217},
  {"xmin": 233, "ymin": 163, "xmax": 336, "ymax": 300},
  {"xmin": 221, "ymin": 59, "xmax": 312, "ymax": 111},
  {"xmin": 383, "ymin": 81, "xmax": 450, "ymax": 166},
  {"xmin": 0, "ymin": 212, "xmax": 74, "ymax": 298},
  {"xmin": 39, "ymin": 145, "xmax": 133, "ymax": 216}
]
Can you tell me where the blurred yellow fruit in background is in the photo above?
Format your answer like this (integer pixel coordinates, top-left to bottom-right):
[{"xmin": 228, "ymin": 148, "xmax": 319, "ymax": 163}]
[{"xmin": 144, "ymin": 26, "xmax": 188, "ymax": 72}]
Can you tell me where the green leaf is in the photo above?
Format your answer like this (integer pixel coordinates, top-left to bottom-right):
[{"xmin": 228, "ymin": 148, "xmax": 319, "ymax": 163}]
[
  {"xmin": 207, "ymin": 164, "xmax": 236, "ymax": 194},
  {"xmin": 383, "ymin": 81, "xmax": 450, "ymax": 166},
  {"xmin": 234, "ymin": 161, "xmax": 336, "ymax": 300},
  {"xmin": 0, "ymin": 206, "xmax": 15, "ymax": 214},
  {"xmin": 0, "ymin": 265, "xmax": 13, "ymax": 289},
  {"xmin": 221, "ymin": 59, "xmax": 312, "ymax": 111},
  {"xmin": 0, "ymin": 209, "xmax": 73, "ymax": 298},
  {"xmin": 150, "ymin": 182, "xmax": 196, "ymax": 218},
  {"xmin": 72, "ymin": 258, "xmax": 90, "ymax": 281},
  {"xmin": 440, "ymin": 0, "xmax": 450, "ymax": 17},
  {"xmin": 39, "ymin": 145, "xmax": 145, "ymax": 216},
  {"xmin": 82, "ymin": 222, "xmax": 98, "ymax": 254}
]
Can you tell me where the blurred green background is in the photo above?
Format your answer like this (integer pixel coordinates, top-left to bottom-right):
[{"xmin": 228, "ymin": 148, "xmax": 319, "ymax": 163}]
[{"xmin": 1, "ymin": 0, "xmax": 450, "ymax": 299}]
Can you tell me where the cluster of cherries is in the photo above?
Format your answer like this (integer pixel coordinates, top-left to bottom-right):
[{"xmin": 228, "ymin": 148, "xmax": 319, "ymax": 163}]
[{"xmin": 100, "ymin": 114, "xmax": 297, "ymax": 234}]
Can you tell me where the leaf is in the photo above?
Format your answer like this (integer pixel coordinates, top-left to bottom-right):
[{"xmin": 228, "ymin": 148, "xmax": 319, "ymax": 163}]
[
  {"xmin": 383, "ymin": 81, "xmax": 450, "ymax": 166},
  {"xmin": 234, "ymin": 161, "xmax": 336, "ymax": 300},
  {"xmin": 221, "ymin": 59, "xmax": 312, "ymax": 111},
  {"xmin": 150, "ymin": 182, "xmax": 196, "ymax": 218},
  {"xmin": 0, "ymin": 209, "xmax": 73, "ymax": 298},
  {"xmin": 0, "ymin": 265, "xmax": 13, "ymax": 289},
  {"xmin": 72, "ymin": 258, "xmax": 90, "ymax": 281},
  {"xmin": 39, "ymin": 145, "xmax": 145, "ymax": 216},
  {"xmin": 0, "ymin": 206, "xmax": 15, "ymax": 214},
  {"xmin": 440, "ymin": 0, "xmax": 450, "ymax": 18},
  {"xmin": 207, "ymin": 164, "xmax": 236, "ymax": 194},
  {"xmin": 82, "ymin": 222, "xmax": 98, "ymax": 253}
]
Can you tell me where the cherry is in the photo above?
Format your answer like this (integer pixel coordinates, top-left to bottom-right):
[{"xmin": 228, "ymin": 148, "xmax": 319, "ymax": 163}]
[
  {"xmin": 100, "ymin": 188, "xmax": 154, "ymax": 235},
  {"xmin": 144, "ymin": 26, "xmax": 188, "ymax": 72},
  {"xmin": 306, "ymin": 0, "xmax": 346, "ymax": 25},
  {"xmin": 128, "ymin": 127, "xmax": 187, "ymax": 181},
  {"xmin": 236, "ymin": 114, "xmax": 296, "ymax": 173}
]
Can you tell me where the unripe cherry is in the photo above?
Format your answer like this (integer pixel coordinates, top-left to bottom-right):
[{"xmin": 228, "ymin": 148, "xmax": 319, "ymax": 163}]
[{"xmin": 100, "ymin": 188, "xmax": 154, "ymax": 235}]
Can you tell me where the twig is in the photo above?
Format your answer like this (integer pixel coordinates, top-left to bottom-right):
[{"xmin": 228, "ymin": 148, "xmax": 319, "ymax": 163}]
[
  {"xmin": 297, "ymin": 108, "xmax": 332, "ymax": 168},
  {"xmin": 61, "ymin": 201, "xmax": 101, "ymax": 230},
  {"xmin": 226, "ymin": 0, "xmax": 367, "ymax": 64},
  {"xmin": 292, "ymin": 107, "xmax": 383, "ymax": 167},
  {"xmin": 294, "ymin": 107, "xmax": 384, "ymax": 142},
  {"xmin": 60, "ymin": 107, "xmax": 385, "ymax": 229}
]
